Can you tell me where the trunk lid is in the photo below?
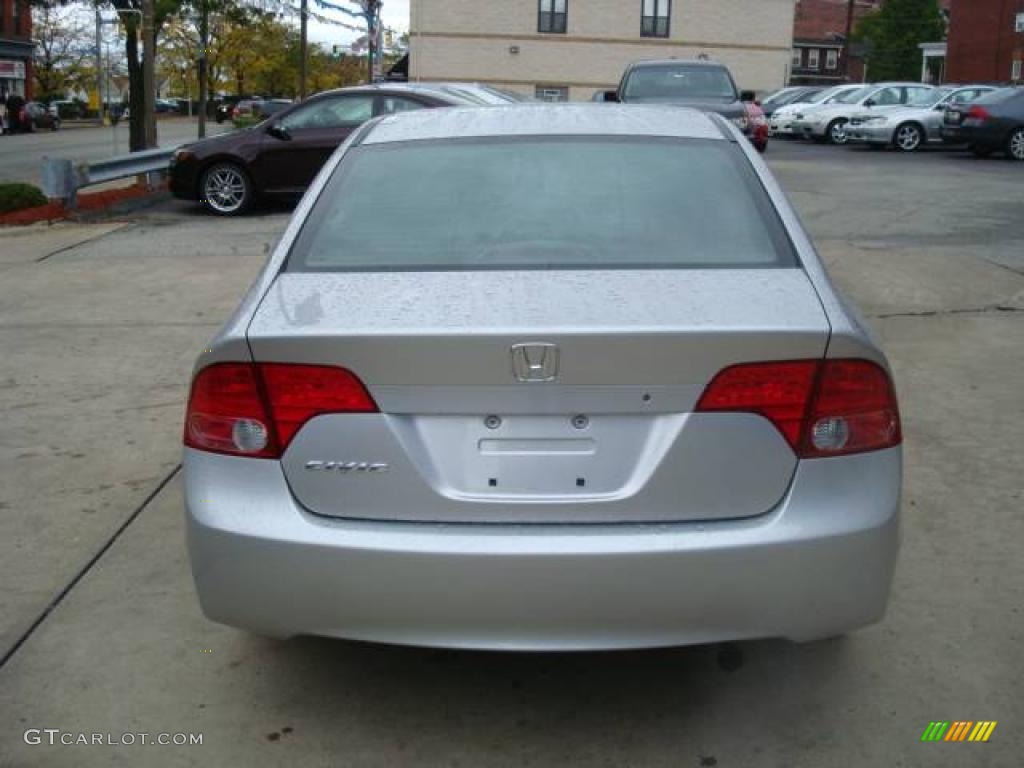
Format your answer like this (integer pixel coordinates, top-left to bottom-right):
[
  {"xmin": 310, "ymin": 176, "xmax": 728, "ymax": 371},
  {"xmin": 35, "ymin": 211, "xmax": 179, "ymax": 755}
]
[{"xmin": 247, "ymin": 269, "xmax": 830, "ymax": 523}]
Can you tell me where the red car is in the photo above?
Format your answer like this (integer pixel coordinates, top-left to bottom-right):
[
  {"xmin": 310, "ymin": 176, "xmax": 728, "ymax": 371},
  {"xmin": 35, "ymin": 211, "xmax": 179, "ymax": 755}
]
[{"xmin": 746, "ymin": 100, "xmax": 769, "ymax": 153}]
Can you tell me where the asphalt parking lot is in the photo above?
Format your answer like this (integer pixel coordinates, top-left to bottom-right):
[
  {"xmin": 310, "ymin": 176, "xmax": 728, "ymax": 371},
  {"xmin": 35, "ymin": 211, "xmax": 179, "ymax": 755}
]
[{"xmin": 1, "ymin": 139, "xmax": 1021, "ymax": 767}]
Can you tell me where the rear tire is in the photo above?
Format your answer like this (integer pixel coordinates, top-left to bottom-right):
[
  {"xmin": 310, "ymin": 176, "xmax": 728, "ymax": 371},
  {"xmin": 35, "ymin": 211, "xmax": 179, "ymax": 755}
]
[
  {"xmin": 1007, "ymin": 128, "xmax": 1024, "ymax": 161},
  {"xmin": 200, "ymin": 162, "xmax": 253, "ymax": 216},
  {"xmin": 826, "ymin": 119, "xmax": 849, "ymax": 145},
  {"xmin": 893, "ymin": 122, "xmax": 923, "ymax": 152}
]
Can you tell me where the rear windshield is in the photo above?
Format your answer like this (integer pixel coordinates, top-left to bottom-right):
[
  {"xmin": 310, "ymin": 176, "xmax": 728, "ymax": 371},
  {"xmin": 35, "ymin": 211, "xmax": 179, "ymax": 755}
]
[
  {"xmin": 976, "ymin": 87, "xmax": 1022, "ymax": 104},
  {"xmin": 288, "ymin": 137, "xmax": 796, "ymax": 272},
  {"xmin": 835, "ymin": 86, "xmax": 872, "ymax": 104},
  {"xmin": 623, "ymin": 65, "xmax": 738, "ymax": 101}
]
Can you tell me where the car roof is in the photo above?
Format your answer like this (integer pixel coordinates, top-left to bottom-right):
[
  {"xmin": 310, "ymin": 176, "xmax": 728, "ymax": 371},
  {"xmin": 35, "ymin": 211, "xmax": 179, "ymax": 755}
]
[
  {"xmin": 362, "ymin": 104, "xmax": 725, "ymax": 145},
  {"xmin": 627, "ymin": 59, "xmax": 729, "ymax": 69},
  {"xmin": 309, "ymin": 82, "xmax": 498, "ymax": 103}
]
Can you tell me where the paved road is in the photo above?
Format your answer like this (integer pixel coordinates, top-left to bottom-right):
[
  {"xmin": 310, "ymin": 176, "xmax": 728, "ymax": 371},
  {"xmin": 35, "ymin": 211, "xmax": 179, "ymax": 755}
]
[
  {"xmin": 0, "ymin": 117, "xmax": 233, "ymax": 186},
  {"xmin": 0, "ymin": 140, "xmax": 1022, "ymax": 767}
]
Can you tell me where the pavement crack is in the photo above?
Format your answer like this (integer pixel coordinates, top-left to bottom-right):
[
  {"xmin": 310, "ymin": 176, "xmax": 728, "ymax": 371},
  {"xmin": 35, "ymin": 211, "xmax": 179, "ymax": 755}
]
[
  {"xmin": 0, "ymin": 464, "xmax": 181, "ymax": 670},
  {"xmin": 34, "ymin": 223, "xmax": 133, "ymax": 263},
  {"xmin": 871, "ymin": 305, "xmax": 1022, "ymax": 320}
]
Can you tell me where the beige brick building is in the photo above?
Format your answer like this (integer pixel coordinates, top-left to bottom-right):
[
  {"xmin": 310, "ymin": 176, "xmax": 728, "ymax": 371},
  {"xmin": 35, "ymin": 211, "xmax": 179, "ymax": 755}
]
[{"xmin": 409, "ymin": 0, "xmax": 799, "ymax": 101}]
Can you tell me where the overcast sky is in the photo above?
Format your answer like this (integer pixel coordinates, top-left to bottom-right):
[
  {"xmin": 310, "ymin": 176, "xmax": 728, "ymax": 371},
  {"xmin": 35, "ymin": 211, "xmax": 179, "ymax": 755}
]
[{"xmin": 308, "ymin": 0, "xmax": 410, "ymax": 46}]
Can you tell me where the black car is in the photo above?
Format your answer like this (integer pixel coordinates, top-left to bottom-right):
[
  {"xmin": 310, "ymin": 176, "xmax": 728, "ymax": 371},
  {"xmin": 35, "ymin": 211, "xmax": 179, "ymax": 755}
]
[
  {"xmin": 942, "ymin": 87, "xmax": 1024, "ymax": 160},
  {"xmin": 599, "ymin": 59, "xmax": 764, "ymax": 151},
  {"xmin": 170, "ymin": 84, "xmax": 514, "ymax": 215}
]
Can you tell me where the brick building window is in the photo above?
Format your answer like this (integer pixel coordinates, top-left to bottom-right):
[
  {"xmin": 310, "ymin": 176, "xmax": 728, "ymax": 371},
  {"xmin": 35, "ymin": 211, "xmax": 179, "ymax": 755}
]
[
  {"xmin": 1013, "ymin": 59, "xmax": 1022, "ymax": 82},
  {"xmin": 792, "ymin": 49, "xmax": 802, "ymax": 67},
  {"xmin": 807, "ymin": 49, "xmax": 820, "ymax": 69},
  {"xmin": 641, "ymin": 0, "xmax": 671, "ymax": 38},
  {"xmin": 826, "ymin": 49, "xmax": 838, "ymax": 70},
  {"xmin": 13, "ymin": 0, "xmax": 22, "ymax": 34},
  {"xmin": 1015, "ymin": 12, "xmax": 1024, "ymax": 33},
  {"xmin": 538, "ymin": 0, "xmax": 567, "ymax": 34}
]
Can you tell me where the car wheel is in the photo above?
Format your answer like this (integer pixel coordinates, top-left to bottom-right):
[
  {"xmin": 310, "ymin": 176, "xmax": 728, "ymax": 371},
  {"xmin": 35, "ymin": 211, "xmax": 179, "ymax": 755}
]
[
  {"xmin": 1008, "ymin": 128, "xmax": 1024, "ymax": 161},
  {"xmin": 200, "ymin": 162, "xmax": 253, "ymax": 216},
  {"xmin": 827, "ymin": 119, "xmax": 849, "ymax": 145},
  {"xmin": 894, "ymin": 122, "xmax": 923, "ymax": 152}
]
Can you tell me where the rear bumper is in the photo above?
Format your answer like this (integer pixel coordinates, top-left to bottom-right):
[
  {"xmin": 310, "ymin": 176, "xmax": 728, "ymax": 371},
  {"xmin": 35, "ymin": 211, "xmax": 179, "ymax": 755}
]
[
  {"xmin": 184, "ymin": 446, "xmax": 901, "ymax": 650},
  {"xmin": 941, "ymin": 122, "xmax": 1004, "ymax": 149}
]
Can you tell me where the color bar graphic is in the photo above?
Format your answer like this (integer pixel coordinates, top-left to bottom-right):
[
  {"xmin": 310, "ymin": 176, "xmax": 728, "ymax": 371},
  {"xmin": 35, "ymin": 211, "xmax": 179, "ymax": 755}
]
[{"xmin": 921, "ymin": 721, "xmax": 996, "ymax": 742}]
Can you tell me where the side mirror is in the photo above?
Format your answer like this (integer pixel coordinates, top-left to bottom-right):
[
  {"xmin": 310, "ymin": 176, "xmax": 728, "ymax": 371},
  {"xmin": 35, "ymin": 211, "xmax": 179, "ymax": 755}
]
[
  {"xmin": 602, "ymin": 90, "xmax": 620, "ymax": 103},
  {"xmin": 266, "ymin": 122, "xmax": 291, "ymax": 141},
  {"xmin": 740, "ymin": 89, "xmax": 757, "ymax": 102},
  {"xmin": 864, "ymin": 99, "xmax": 876, "ymax": 108}
]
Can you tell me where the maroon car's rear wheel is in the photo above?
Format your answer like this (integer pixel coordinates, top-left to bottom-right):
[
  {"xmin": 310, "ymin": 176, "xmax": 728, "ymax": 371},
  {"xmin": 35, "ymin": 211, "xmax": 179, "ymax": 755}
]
[
  {"xmin": 201, "ymin": 162, "xmax": 252, "ymax": 215},
  {"xmin": 1008, "ymin": 128, "xmax": 1024, "ymax": 161}
]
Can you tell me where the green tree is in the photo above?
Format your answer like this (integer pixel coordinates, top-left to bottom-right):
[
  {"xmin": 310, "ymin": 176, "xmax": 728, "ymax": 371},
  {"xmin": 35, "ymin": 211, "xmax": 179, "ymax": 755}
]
[
  {"xmin": 32, "ymin": 3, "xmax": 93, "ymax": 102},
  {"xmin": 853, "ymin": 0, "xmax": 947, "ymax": 82}
]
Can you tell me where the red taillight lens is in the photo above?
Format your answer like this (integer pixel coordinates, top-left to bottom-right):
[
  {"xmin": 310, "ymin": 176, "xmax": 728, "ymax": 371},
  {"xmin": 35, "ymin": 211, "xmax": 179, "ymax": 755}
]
[
  {"xmin": 696, "ymin": 361, "xmax": 818, "ymax": 449},
  {"xmin": 803, "ymin": 359, "xmax": 900, "ymax": 457},
  {"xmin": 184, "ymin": 362, "xmax": 377, "ymax": 458},
  {"xmin": 184, "ymin": 363, "xmax": 278, "ymax": 458},
  {"xmin": 967, "ymin": 106, "xmax": 990, "ymax": 121},
  {"xmin": 696, "ymin": 359, "xmax": 900, "ymax": 458},
  {"xmin": 259, "ymin": 363, "xmax": 377, "ymax": 447}
]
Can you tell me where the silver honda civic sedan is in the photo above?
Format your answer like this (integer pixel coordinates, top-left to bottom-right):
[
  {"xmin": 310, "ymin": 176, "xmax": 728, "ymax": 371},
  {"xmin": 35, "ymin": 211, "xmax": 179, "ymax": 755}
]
[{"xmin": 184, "ymin": 104, "xmax": 902, "ymax": 651}]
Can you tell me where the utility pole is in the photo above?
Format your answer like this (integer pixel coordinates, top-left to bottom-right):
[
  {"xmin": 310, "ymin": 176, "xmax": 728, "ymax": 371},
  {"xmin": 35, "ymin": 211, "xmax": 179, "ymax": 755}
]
[
  {"xmin": 198, "ymin": 0, "xmax": 209, "ymax": 138},
  {"xmin": 842, "ymin": 0, "xmax": 856, "ymax": 80},
  {"xmin": 365, "ymin": 0, "xmax": 378, "ymax": 83},
  {"xmin": 94, "ymin": 8, "xmax": 104, "ymax": 123},
  {"xmin": 142, "ymin": 0, "xmax": 157, "ymax": 148},
  {"xmin": 300, "ymin": 0, "xmax": 308, "ymax": 98}
]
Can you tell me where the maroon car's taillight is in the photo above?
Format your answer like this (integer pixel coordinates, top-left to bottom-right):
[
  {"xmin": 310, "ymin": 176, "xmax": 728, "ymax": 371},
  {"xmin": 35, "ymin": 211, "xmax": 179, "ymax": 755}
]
[
  {"xmin": 696, "ymin": 359, "xmax": 901, "ymax": 458},
  {"xmin": 967, "ymin": 106, "xmax": 990, "ymax": 122},
  {"xmin": 184, "ymin": 362, "xmax": 378, "ymax": 458}
]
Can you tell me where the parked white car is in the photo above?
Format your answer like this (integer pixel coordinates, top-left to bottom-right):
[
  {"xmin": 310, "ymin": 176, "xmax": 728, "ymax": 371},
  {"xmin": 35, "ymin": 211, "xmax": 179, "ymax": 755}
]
[
  {"xmin": 792, "ymin": 83, "xmax": 936, "ymax": 144},
  {"xmin": 846, "ymin": 85, "xmax": 998, "ymax": 151},
  {"xmin": 769, "ymin": 84, "xmax": 862, "ymax": 137}
]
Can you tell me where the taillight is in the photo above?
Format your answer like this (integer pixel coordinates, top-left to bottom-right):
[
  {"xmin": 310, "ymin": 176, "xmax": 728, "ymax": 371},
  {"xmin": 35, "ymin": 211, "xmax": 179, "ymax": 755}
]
[
  {"xmin": 696, "ymin": 359, "xmax": 900, "ymax": 458},
  {"xmin": 184, "ymin": 362, "xmax": 377, "ymax": 458},
  {"xmin": 802, "ymin": 359, "xmax": 901, "ymax": 457},
  {"xmin": 967, "ymin": 106, "xmax": 990, "ymax": 121}
]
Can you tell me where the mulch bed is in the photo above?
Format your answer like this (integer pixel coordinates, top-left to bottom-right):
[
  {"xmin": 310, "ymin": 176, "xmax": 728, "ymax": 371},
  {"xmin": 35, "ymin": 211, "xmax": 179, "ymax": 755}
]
[{"xmin": 0, "ymin": 183, "xmax": 160, "ymax": 226}]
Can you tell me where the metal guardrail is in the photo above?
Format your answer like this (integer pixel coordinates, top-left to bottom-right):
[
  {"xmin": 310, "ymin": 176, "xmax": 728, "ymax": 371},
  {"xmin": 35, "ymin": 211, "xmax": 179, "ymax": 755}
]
[{"xmin": 41, "ymin": 148, "xmax": 174, "ymax": 209}]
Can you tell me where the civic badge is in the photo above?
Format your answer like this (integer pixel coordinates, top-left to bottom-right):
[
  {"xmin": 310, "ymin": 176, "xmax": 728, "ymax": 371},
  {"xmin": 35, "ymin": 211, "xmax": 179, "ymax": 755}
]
[{"xmin": 511, "ymin": 343, "xmax": 559, "ymax": 382}]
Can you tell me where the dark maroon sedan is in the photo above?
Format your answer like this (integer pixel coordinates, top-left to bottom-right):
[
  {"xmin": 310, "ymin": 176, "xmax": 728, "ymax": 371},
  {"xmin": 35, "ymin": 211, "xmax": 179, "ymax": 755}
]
[{"xmin": 169, "ymin": 83, "xmax": 512, "ymax": 215}]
